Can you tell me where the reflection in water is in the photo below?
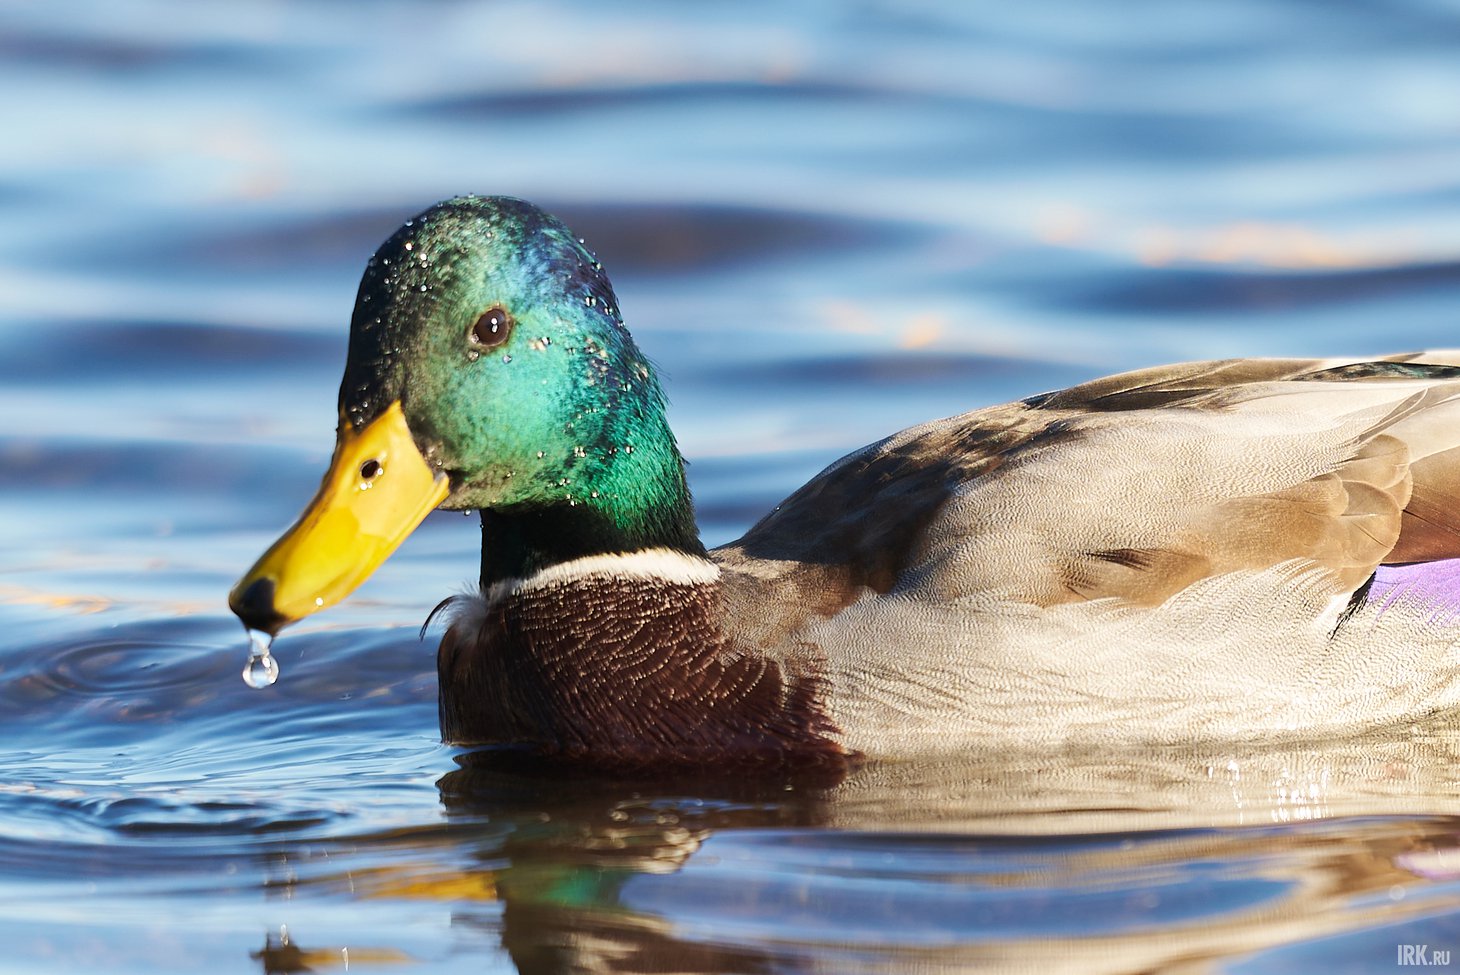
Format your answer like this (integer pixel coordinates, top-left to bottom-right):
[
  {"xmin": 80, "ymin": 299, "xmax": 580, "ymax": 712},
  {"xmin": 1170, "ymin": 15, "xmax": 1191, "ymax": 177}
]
[
  {"xmin": 251, "ymin": 926, "xmax": 411, "ymax": 973},
  {"xmin": 252, "ymin": 732, "xmax": 1460, "ymax": 974},
  {"xmin": 440, "ymin": 755, "xmax": 835, "ymax": 975}
]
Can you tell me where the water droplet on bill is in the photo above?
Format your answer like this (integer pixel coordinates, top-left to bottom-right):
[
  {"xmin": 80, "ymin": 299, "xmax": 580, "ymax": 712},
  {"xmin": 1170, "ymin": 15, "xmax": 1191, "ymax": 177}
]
[{"xmin": 242, "ymin": 629, "xmax": 279, "ymax": 689}]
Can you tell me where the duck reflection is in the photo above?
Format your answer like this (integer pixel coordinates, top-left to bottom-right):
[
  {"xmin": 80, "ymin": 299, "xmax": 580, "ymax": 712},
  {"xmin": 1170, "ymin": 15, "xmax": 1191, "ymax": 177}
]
[
  {"xmin": 253, "ymin": 733, "xmax": 1460, "ymax": 974},
  {"xmin": 250, "ymin": 924, "xmax": 412, "ymax": 973},
  {"xmin": 438, "ymin": 749, "xmax": 839, "ymax": 975}
]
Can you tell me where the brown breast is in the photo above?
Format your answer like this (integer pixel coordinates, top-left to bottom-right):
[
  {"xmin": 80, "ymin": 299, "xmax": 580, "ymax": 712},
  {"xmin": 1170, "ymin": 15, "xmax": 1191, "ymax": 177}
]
[{"xmin": 436, "ymin": 570, "xmax": 846, "ymax": 768}]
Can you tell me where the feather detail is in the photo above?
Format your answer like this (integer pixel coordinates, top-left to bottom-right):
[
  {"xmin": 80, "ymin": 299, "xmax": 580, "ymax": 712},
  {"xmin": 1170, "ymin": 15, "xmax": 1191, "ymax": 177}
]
[{"xmin": 437, "ymin": 556, "xmax": 843, "ymax": 765}]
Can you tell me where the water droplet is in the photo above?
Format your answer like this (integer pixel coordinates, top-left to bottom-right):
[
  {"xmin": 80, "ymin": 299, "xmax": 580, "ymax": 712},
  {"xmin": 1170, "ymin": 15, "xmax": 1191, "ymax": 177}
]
[
  {"xmin": 624, "ymin": 445, "xmax": 634, "ymax": 454},
  {"xmin": 244, "ymin": 654, "xmax": 279, "ymax": 689},
  {"xmin": 418, "ymin": 283, "xmax": 428, "ymax": 292},
  {"xmin": 242, "ymin": 630, "xmax": 279, "ymax": 689},
  {"xmin": 467, "ymin": 350, "xmax": 480, "ymax": 362},
  {"xmin": 536, "ymin": 450, "xmax": 545, "ymax": 458},
  {"xmin": 403, "ymin": 241, "xmax": 414, "ymax": 250},
  {"xmin": 502, "ymin": 354, "xmax": 512, "ymax": 364}
]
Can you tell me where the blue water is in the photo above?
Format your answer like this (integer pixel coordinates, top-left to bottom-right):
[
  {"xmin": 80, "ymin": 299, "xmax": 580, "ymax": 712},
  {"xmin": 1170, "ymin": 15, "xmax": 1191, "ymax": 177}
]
[{"xmin": 5, "ymin": 1, "xmax": 1460, "ymax": 971}]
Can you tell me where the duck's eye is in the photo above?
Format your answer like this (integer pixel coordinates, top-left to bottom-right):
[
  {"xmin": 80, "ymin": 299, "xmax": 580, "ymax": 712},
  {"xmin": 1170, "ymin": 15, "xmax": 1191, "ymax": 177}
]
[
  {"xmin": 360, "ymin": 459, "xmax": 383, "ymax": 480},
  {"xmin": 470, "ymin": 306, "xmax": 514, "ymax": 348}
]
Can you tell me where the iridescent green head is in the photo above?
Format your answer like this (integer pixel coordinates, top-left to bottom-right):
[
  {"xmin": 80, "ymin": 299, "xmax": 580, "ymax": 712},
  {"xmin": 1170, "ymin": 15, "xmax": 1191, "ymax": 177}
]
[{"xmin": 230, "ymin": 196, "xmax": 702, "ymax": 632}]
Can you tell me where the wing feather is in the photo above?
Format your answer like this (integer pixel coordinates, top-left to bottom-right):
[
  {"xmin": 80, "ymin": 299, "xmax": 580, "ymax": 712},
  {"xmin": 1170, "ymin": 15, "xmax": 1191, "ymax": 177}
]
[{"xmin": 717, "ymin": 354, "xmax": 1460, "ymax": 619}]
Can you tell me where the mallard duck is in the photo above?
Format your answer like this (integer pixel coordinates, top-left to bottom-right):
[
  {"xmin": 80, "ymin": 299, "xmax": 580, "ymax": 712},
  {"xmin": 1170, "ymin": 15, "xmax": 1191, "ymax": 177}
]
[{"xmin": 231, "ymin": 196, "xmax": 1460, "ymax": 763}]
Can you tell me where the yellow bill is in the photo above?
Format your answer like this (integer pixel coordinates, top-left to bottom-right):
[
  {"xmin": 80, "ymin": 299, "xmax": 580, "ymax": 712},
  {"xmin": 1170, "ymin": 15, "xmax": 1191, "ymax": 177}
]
[{"xmin": 229, "ymin": 400, "xmax": 449, "ymax": 633}]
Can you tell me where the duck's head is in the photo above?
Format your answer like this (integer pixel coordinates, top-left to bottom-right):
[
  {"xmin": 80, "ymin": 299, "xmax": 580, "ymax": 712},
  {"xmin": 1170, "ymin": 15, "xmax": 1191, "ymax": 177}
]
[{"xmin": 230, "ymin": 196, "xmax": 699, "ymax": 635}]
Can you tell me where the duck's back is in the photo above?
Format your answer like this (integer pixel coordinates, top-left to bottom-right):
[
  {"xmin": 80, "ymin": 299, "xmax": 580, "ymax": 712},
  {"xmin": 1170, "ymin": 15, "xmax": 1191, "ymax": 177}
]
[{"xmin": 713, "ymin": 353, "xmax": 1460, "ymax": 751}]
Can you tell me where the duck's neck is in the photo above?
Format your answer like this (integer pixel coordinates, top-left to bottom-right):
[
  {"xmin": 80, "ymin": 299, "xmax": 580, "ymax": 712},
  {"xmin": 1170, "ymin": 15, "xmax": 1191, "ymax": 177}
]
[
  {"xmin": 479, "ymin": 409, "xmax": 705, "ymax": 586},
  {"xmin": 479, "ymin": 502, "xmax": 702, "ymax": 587}
]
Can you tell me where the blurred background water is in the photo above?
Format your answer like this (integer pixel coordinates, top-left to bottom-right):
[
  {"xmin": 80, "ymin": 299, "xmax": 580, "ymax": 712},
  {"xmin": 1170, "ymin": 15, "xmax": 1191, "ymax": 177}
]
[{"xmin": 4, "ymin": 1, "xmax": 1460, "ymax": 972}]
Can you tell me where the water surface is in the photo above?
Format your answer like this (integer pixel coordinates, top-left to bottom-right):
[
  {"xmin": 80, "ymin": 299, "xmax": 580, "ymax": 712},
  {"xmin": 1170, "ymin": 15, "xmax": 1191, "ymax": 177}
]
[{"xmin": 4, "ymin": 1, "xmax": 1460, "ymax": 971}]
